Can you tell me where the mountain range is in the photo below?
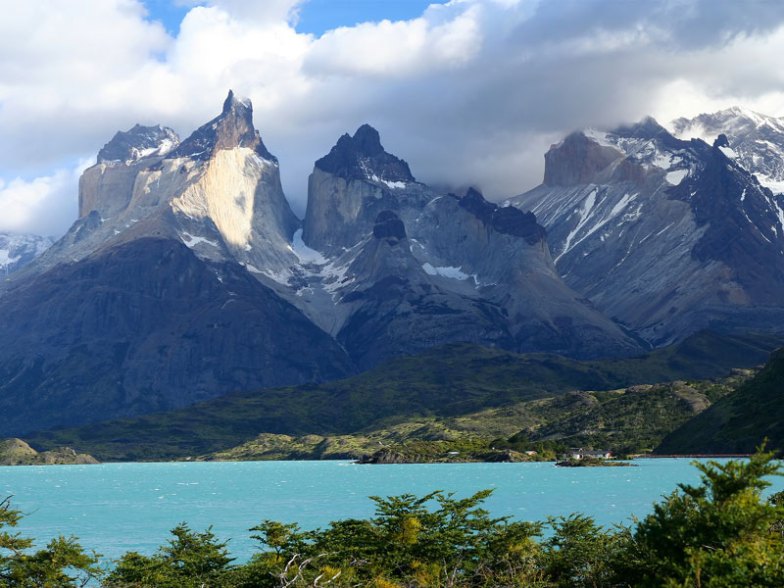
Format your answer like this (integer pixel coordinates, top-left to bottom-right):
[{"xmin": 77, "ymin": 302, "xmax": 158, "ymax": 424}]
[
  {"xmin": 511, "ymin": 114, "xmax": 784, "ymax": 345},
  {"xmin": 2, "ymin": 93, "xmax": 784, "ymax": 437}
]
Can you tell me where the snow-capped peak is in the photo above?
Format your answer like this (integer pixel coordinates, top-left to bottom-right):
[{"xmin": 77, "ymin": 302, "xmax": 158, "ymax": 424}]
[{"xmin": 671, "ymin": 107, "xmax": 784, "ymax": 194}]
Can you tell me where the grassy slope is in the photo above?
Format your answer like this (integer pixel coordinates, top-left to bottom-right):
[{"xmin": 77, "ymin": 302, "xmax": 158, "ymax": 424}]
[
  {"xmin": 210, "ymin": 374, "xmax": 749, "ymax": 462},
  {"xmin": 657, "ymin": 349, "xmax": 784, "ymax": 454},
  {"xmin": 28, "ymin": 331, "xmax": 780, "ymax": 461}
]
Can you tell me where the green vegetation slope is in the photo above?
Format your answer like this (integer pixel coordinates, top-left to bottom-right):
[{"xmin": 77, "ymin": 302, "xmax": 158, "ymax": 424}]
[
  {"xmin": 657, "ymin": 348, "xmax": 784, "ymax": 454},
  {"xmin": 27, "ymin": 331, "xmax": 776, "ymax": 461}
]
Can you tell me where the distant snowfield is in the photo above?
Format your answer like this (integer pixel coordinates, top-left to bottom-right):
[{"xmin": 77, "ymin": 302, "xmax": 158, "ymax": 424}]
[{"xmin": 0, "ymin": 249, "xmax": 20, "ymax": 267}]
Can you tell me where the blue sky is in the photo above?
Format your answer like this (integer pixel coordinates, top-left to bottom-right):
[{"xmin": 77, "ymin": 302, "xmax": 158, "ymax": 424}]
[{"xmin": 142, "ymin": 0, "xmax": 446, "ymax": 36}]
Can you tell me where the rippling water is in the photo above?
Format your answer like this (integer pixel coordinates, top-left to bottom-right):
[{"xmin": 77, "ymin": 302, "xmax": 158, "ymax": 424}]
[{"xmin": 2, "ymin": 458, "xmax": 780, "ymax": 564}]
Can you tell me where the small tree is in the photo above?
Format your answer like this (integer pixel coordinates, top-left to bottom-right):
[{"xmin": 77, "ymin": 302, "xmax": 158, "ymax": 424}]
[
  {"xmin": 615, "ymin": 448, "xmax": 784, "ymax": 587},
  {"xmin": 542, "ymin": 514, "xmax": 618, "ymax": 588},
  {"xmin": 0, "ymin": 496, "xmax": 100, "ymax": 587},
  {"xmin": 106, "ymin": 523, "xmax": 232, "ymax": 587}
]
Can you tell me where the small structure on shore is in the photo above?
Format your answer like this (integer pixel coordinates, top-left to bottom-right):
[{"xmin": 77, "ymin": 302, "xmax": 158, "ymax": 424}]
[{"xmin": 563, "ymin": 448, "xmax": 613, "ymax": 461}]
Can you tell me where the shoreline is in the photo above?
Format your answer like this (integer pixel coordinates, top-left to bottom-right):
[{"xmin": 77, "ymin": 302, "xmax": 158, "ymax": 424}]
[
  {"xmin": 638, "ymin": 453, "xmax": 753, "ymax": 459},
  {"xmin": 0, "ymin": 453, "xmax": 761, "ymax": 467}
]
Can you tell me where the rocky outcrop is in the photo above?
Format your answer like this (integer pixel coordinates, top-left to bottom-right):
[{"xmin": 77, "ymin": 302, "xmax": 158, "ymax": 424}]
[
  {"xmin": 0, "ymin": 438, "xmax": 98, "ymax": 465},
  {"xmin": 303, "ymin": 125, "xmax": 422, "ymax": 254},
  {"xmin": 356, "ymin": 449, "xmax": 412, "ymax": 464},
  {"xmin": 314, "ymin": 124, "xmax": 414, "ymax": 183},
  {"xmin": 457, "ymin": 188, "xmax": 545, "ymax": 244},
  {"xmin": 169, "ymin": 90, "xmax": 276, "ymax": 162},
  {"xmin": 23, "ymin": 90, "xmax": 301, "ymax": 292},
  {"xmin": 544, "ymin": 132, "xmax": 624, "ymax": 187},
  {"xmin": 335, "ymin": 210, "xmax": 516, "ymax": 368}
]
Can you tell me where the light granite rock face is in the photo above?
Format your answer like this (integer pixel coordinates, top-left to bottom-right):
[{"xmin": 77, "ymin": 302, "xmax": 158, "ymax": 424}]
[
  {"xmin": 512, "ymin": 118, "xmax": 784, "ymax": 344},
  {"xmin": 64, "ymin": 91, "xmax": 300, "ymax": 282}
]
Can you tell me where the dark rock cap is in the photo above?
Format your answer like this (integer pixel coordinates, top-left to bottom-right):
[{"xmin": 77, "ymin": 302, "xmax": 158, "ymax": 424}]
[
  {"xmin": 315, "ymin": 124, "xmax": 415, "ymax": 183},
  {"xmin": 352, "ymin": 124, "xmax": 385, "ymax": 156},
  {"xmin": 97, "ymin": 124, "xmax": 179, "ymax": 163},
  {"xmin": 168, "ymin": 90, "xmax": 277, "ymax": 162},
  {"xmin": 456, "ymin": 188, "xmax": 545, "ymax": 245}
]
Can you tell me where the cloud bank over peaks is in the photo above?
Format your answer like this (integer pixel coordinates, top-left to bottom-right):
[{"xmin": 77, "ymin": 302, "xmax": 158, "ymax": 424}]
[{"xmin": 2, "ymin": 0, "xmax": 784, "ymax": 236}]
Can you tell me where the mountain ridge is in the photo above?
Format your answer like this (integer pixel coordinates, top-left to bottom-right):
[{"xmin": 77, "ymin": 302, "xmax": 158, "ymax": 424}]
[
  {"xmin": 4, "ymin": 98, "xmax": 784, "ymax": 437},
  {"xmin": 511, "ymin": 115, "xmax": 784, "ymax": 345}
]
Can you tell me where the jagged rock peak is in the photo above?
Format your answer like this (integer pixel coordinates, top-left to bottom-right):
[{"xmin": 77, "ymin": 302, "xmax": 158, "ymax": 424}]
[
  {"xmin": 352, "ymin": 124, "xmax": 385, "ymax": 156},
  {"xmin": 315, "ymin": 124, "xmax": 415, "ymax": 184},
  {"xmin": 168, "ymin": 90, "xmax": 277, "ymax": 162},
  {"xmin": 455, "ymin": 188, "xmax": 545, "ymax": 245},
  {"xmin": 222, "ymin": 89, "xmax": 252, "ymax": 114},
  {"xmin": 97, "ymin": 124, "xmax": 179, "ymax": 163},
  {"xmin": 372, "ymin": 210, "xmax": 407, "ymax": 243}
]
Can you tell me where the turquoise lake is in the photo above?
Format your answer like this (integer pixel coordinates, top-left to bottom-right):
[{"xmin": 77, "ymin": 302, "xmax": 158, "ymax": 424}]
[{"xmin": 3, "ymin": 459, "xmax": 781, "ymax": 564}]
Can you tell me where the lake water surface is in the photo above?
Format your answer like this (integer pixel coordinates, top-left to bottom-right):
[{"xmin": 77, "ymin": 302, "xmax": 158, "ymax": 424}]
[{"xmin": 3, "ymin": 459, "xmax": 781, "ymax": 564}]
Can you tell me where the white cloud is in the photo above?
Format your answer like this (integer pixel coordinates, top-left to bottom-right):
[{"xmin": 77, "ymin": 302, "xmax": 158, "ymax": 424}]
[
  {"xmin": 304, "ymin": 4, "xmax": 481, "ymax": 77},
  {"xmin": 2, "ymin": 0, "xmax": 784, "ymax": 237},
  {"xmin": 0, "ymin": 159, "xmax": 90, "ymax": 236},
  {"xmin": 176, "ymin": 0, "xmax": 303, "ymax": 24}
]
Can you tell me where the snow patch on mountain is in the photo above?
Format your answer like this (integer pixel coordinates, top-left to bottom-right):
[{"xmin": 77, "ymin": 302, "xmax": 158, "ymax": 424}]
[
  {"xmin": 556, "ymin": 189, "xmax": 597, "ymax": 262},
  {"xmin": 666, "ymin": 169, "xmax": 689, "ymax": 185},
  {"xmin": 180, "ymin": 232, "xmax": 218, "ymax": 249},
  {"xmin": 370, "ymin": 174, "xmax": 407, "ymax": 189},
  {"xmin": 0, "ymin": 250, "xmax": 20, "ymax": 268},
  {"xmin": 719, "ymin": 145, "xmax": 738, "ymax": 159},
  {"xmin": 422, "ymin": 263, "xmax": 471, "ymax": 281}
]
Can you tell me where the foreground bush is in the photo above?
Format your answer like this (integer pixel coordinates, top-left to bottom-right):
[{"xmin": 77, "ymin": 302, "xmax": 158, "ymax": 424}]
[
  {"xmin": 0, "ymin": 496, "xmax": 100, "ymax": 586},
  {"xmin": 3, "ymin": 449, "xmax": 784, "ymax": 586}
]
